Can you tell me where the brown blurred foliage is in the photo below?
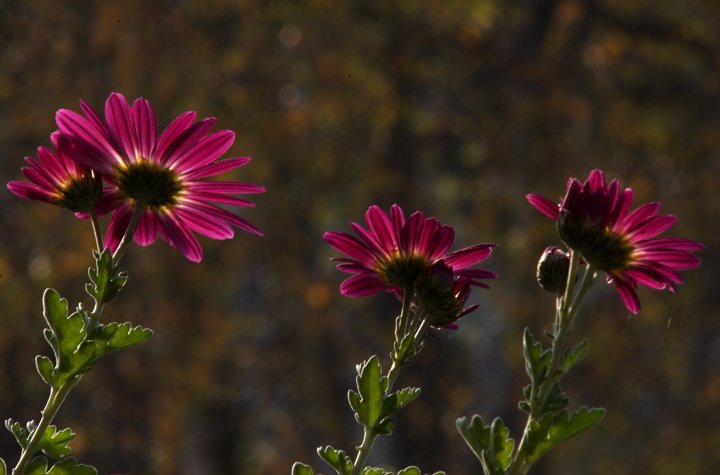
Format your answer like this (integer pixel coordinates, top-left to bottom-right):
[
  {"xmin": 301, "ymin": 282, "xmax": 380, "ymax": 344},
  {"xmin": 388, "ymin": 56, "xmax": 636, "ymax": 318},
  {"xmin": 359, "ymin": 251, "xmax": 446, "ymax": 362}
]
[{"xmin": 1, "ymin": 0, "xmax": 718, "ymax": 473}]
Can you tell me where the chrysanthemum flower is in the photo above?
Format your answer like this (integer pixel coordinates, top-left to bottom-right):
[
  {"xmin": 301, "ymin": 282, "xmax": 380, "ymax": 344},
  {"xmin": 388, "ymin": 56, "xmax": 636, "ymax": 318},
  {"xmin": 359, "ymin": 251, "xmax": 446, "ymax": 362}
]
[
  {"xmin": 527, "ymin": 169, "xmax": 703, "ymax": 313},
  {"xmin": 414, "ymin": 260, "xmax": 478, "ymax": 329},
  {"xmin": 7, "ymin": 132, "xmax": 102, "ymax": 213},
  {"xmin": 55, "ymin": 92, "xmax": 264, "ymax": 262},
  {"xmin": 323, "ymin": 204, "xmax": 497, "ymax": 298}
]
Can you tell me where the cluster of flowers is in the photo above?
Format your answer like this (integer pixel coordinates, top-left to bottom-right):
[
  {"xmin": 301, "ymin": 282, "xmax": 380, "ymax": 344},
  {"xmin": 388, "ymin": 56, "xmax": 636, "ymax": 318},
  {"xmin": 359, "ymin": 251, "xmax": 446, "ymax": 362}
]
[
  {"xmin": 8, "ymin": 93, "xmax": 703, "ymax": 322},
  {"xmin": 8, "ymin": 93, "xmax": 265, "ymax": 262}
]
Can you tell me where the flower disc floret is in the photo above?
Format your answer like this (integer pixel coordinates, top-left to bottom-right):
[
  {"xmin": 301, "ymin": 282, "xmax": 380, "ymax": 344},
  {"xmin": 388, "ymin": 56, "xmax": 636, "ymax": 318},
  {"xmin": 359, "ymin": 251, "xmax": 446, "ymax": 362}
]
[
  {"xmin": 115, "ymin": 160, "xmax": 184, "ymax": 210},
  {"xmin": 527, "ymin": 169, "xmax": 703, "ymax": 313}
]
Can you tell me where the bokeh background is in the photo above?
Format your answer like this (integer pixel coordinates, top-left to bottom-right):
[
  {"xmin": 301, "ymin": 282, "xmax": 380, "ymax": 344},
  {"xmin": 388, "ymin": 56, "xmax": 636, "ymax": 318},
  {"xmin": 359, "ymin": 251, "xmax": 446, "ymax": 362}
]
[{"xmin": 1, "ymin": 0, "xmax": 718, "ymax": 473}]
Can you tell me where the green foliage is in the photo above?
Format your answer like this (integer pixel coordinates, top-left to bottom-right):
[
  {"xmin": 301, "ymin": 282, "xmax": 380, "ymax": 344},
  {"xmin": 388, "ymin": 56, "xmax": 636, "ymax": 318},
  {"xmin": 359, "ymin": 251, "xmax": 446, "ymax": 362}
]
[
  {"xmin": 42, "ymin": 290, "xmax": 97, "ymax": 386},
  {"xmin": 522, "ymin": 328, "xmax": 552, "ymax": 385},
  {"xmin": 560, "ymin": 340, "xmax": 588, "ymax": 374},
  {"xmin": 456, "ymin": 415, "xmax": 514, "ymax": 475},
  {"xmin": 0, "ymin": 458, "xmax": 5, "ymax": 475},
  {"xmin": 348, "ymin": 356, "xmax": 420, "ymax": 436},
  {"xmin": 85, "ymin": 248, "xmax": 127, "ymax": 306},
  {"xmin": 5, "ymin": 421, "xmax": 76, "ymax": 461},
  {"xmin": 24, "ymin": 456, "xmax": 97, "ymax": 475},
  {"xmin": 92, "ymin": 321, "xmax": 153, "ymax": 357},
  {"xmin": 525, "ymin": 407, "xmax": 606, "ymax": 466},
  {"xmin": 317, "ymin": 446, "xmax": 353, "ymax": 475},
  {"xmin": 291, "ymin": 462, "xmax": 314, "ymax": 475}
]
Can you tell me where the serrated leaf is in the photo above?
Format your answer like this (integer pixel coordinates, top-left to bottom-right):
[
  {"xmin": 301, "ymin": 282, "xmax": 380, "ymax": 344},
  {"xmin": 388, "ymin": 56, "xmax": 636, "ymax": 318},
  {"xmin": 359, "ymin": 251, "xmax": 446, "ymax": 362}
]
[
  {"xmin": 526, "ymin": 407, "xmax": 605, "ymax": 465},
  {"xmin": 540, "ymin": 382, "xmax": 569, "ymax": 414},
  {"xmin": 317, "ymin": 446, "xmax": 353, "ymax": 475},
  {"xmin": 92, "ymin": 322, "xmax": 153, "ymax": 356},
  {"xmin": 560, "ymin": 340, "xmax": 588, "ymax": 374},
  {"xmin": 360, "ymin": 468, "xmax": 384, "ymax": 475},
  {"xmin": 87, "ymin": 248, "xmax": 127, "ymax": 305},
  {"xmin": 456, "ymin": 415, "xmax": 490, "ymax": 462},
  {"xmin": 46, "ymin": 457, "xmax": 97, "ymax": 475},
  {"xmin": 25, "ymin": 456, "xmax": 48, "ymax": 475},
  {"xmin": 523, "ymin": 328, "xmax": 552, "ymax": 385},
  {"xmin": 291, "ymin": 462, "xmax": 314, "ymax": 475},
  {"xmin": 394, "ymin": 387, "xmax": 421, "ymax": 411},
  {"xmin": 5, "ymin": 419, "xmax": 29, "ymax": 449},
  {"xmin": 35, "ymin": 356, "xmax": 55, "ymax": 386},
  {"xmin": 486, "ymin": 417, "xmax": 514, "ymax": 472},
  {"xmin": 37, "ymin": 425, "xmax": 74, "ymax": 459},
  {"xmin": 396, "ymin": 467, "xmax": 421, "ymax": 475},
  {"xmin": 351, "ymin": 356, "xmax": 388, "ymax": 431}
]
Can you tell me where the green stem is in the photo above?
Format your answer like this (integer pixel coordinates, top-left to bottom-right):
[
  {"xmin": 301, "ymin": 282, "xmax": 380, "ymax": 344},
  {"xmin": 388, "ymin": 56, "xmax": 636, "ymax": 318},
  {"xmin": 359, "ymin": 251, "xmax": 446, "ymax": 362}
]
[
  {"xmin": 508, "ymin": 258, "xmax": 597, "ymax": 475},
  {"xmin": 12, "ymin": 377, "xmax": 80, "ymax": 475},
  {"xmin": 352, "ymin": 290, "xmax": 421, "ymax": 475},
  {"xmin": 88, "ymin": 207, "xmax": 104, "ymax": 254}
]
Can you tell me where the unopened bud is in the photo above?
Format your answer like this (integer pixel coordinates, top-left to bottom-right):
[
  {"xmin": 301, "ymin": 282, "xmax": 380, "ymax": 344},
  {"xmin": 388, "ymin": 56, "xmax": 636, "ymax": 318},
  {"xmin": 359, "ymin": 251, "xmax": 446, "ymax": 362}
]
[{"xmin": 536, "ymin": 246, "xmax": 570, "ymax": 293}]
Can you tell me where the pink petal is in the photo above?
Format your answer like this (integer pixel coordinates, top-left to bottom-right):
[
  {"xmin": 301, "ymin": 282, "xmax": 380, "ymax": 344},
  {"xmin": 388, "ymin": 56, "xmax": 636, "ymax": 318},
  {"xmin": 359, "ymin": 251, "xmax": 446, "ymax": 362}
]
[
  {"xmin": 340, "ymin": 273, "xmax": 388, "ymax": 297},
  {"xmin": 526, "ymin": 194, "xmax": 560, "ymax": 220},
  {"xmin": 181, "ymin": 157, "xmax": 253, "ymax": 180}
]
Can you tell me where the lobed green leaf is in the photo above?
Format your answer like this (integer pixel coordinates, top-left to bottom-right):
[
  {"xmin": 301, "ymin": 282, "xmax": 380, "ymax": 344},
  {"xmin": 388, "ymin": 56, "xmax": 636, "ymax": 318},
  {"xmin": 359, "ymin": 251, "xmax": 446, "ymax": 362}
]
[
  {"xmin": 560, "ymin": 340, "xmax": 588, "ymax": 374},
  {"xmin": 317, "ymin": 445, "xmax": 353, "ymax": 475},
  {"xmin": 526, "ymin": 407, "xmax": 606, "ymax": 465},
  {"xmin": 37, "ymin": 425, "xmax": 74, "ymax": 459},
  {"xmin": 360, "ymin": 468, "xmax": 385, "ymax": 475},
  {"xmin": 45, "ymin": 457, "xmax": 97, "ymax": 475},
  {"xmin": 396, "ymin": 467, "xmax": 421, "ymax": 475},
  {"xmin": 291, "ymin": 462, "xmax": 314, "ymax": 475},
  {"xmin": 92, "ymin": 322, "xmax": 153, "ymax": 357},
  {"xmin": 26, "ymin": 456, "xmax": 48, "ymax": 475},
  {"xmin": 35, "ymin": 356, "xmax": 55, "ymax": 386},
  {"xmin": 523, "ymin": 328, "xmax": 552, "ymax": 385}
]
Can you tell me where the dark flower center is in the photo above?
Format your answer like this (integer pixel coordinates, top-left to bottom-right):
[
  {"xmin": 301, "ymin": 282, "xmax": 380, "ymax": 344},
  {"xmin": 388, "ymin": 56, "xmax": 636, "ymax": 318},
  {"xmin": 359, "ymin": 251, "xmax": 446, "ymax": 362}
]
[
  {"xmin": 55, "ymin": 172, "xmax": 102, "ymax": 212},
  {"xmin": 557, "ymin": 209, "xmax": 633, "ymax": 271},
  {"xmin": 115, "ymin": 161, "xmax": 183, "ymax": 209},
  {"xmin": 376, "ymin": 252, "xmax": 431, "ymax": 290}
]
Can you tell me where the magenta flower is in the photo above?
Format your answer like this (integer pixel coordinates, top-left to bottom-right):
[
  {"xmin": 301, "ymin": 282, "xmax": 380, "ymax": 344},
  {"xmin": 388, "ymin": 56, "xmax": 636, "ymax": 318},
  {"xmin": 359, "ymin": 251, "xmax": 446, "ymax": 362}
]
[
  {"xmin": 323, "ymin": 204, "xmax": 497, "ymax": 298},
  {"xmin": 7, "ymin": 132, "xmax": 101, "ymax": 213},
  {"xmin": 414, "ymin": 260, "xmax": 479, "ymax": 329},
  {"xmin": 527, "ymin": 169, "xmax": 703, "ymax": 313},
  {"xmin": 55, "ymin": 93, "xmax": 264, "ymax": 262}
]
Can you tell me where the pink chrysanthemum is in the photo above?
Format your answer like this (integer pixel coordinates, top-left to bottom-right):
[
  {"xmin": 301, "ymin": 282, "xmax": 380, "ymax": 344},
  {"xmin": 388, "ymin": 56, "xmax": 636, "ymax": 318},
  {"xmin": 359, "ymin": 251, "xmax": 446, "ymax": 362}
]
[
  {"xmin": 55, "ymin": 93, "xmax": 264, "ymax": 262},
  {"xmin": 7, "ymin": 132, "xmax": 101, "ymax": 213},
  {"xmin": 527, "ymin": 169, "xmax": 703, "ymax": 313},
  {"xmin": 323, "ymin": 204, "xmax": 497, "ymax": 298}
]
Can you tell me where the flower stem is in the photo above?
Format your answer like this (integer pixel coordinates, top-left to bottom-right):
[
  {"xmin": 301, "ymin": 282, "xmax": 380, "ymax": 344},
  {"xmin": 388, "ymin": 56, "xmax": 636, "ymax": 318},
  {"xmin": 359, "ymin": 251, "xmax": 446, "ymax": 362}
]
[
  {"xmin": 12, "ymin": 377, "xmax": 80, "ymax": 475},
  {"xmin": 87, "ymin": 207, "xmax": 104, "ymax": 254},
  {"xmin": 508, "ymin": 256, "xmax": 597, "ymax": 475}
]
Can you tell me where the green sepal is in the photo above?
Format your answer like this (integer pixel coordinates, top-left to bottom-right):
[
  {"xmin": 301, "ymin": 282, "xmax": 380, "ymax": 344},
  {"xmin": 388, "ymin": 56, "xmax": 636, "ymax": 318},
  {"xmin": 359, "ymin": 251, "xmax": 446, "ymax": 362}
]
[
  {"xmin": 317, "ymin": 446, "xmax": 353, "ymax": 475},
  {"xmin": 92, "ymin": 322, "xmax": 153, "ymax": 357},
  {"xmin": 523, "ymin": 328, "xmax": 551, "ymax": 385},
  {"xmin": 36, "ymin": 425, "xmax": 74, "ymax": 459},
  {"xmin": 42, "ymin": 289, "xmax": 98, "ymax": 385},
  {"xmin": 291, "ymin": 462, "xmax": 314, "ymax": 475},
  {"xmin": 525, "ymin": 407, "xmax": 606, "ymax": 466},
  {"xmin": 86, "ymin": 248, "xmax": 127, "ymax": 305},
  {"xmin": 560, "ymin": 340, "xmax": 588, "ymax": 374},
  {"xmin": 456, "ymin": 415, "xmax": 514, "ymax": 474}
]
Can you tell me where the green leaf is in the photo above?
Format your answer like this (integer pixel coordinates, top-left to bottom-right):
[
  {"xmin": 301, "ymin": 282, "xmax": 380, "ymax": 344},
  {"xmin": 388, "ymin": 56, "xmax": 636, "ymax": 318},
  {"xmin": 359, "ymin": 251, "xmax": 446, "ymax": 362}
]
[
  {"xmin": 35, "ymin": 356, "xmax": 55, "ymax": 386},
  {"xmin": 317, "ymin": 446, "xmax": 353, "ymax": 475},
  {"xmin": 523, "ymin": 328, "xmax": 552, "ymax": 385},
  {"xmin": 0, "ymin": 457, "xmax": 6, "ymax": 475},
  {"xmin": 26, "ymin": 456, "xmax": 48, "ymax": 475},
  {"xmin": 526, "ymin": 407, "xmax": 606, "ymax": 465},
  {"xmin": 456, "ymin": 416, "xmax": 513, "ymax": 475},
  {"xmin": 42, "ymin": 290, "xmax": 98, "ymax": 385},
  {"xmin": 360, "ymin": 468, "xmax": 385, "ymax": 475},
  {"xmin": 37, "ymin": 425, "xmax": 74, "ymax": 459},
  {"xmin": 46, "ymin": 457, "xmax": 97, "ymax": 475},
  {"xmin": 560, "ymin": 340, "xmax": 588, "ymax": 374},
  {"xmin": 540, "ymin": 382, "xmax": 569, "ymax": 414},
  {"xmin": 86, "ymin": 248, "xmax": 127, "ymax": 305},
  {"xmin": 291, "ymin": 462, "xmax": 314, "ymax": 475},
  {"xmin": 349, "ymin": 356, "xmax": 388, "ymax": 431},
  {"xmin": 5, "ymin": 419, "xmax": 29, "ymax": 449},
  {"xmin": 396, "ymin": 467, "xmax": 421, "ymax": 475},
  {"xmin": 92, "ymin": 322, "xmax": 153, "ymax": 357}
]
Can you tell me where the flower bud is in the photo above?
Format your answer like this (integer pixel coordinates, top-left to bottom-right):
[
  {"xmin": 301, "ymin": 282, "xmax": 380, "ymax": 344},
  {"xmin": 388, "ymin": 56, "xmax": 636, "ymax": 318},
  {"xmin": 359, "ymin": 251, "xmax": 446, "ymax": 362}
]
[
  {"xmin": 415, "ymin": 260, "xmax": 476, "ymax": 328},
  {"xmin": 536, "ymin": 246, "xmax": 570, "ymax": 293}
]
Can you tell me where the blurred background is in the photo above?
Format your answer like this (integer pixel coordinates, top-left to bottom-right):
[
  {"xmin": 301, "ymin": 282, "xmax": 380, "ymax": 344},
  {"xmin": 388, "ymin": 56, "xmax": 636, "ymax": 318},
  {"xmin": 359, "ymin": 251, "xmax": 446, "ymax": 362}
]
[{"xmin": 1, "ymin": 0, "xmax": 718, "ymax": 473}]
